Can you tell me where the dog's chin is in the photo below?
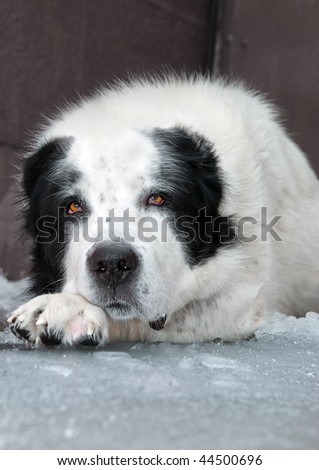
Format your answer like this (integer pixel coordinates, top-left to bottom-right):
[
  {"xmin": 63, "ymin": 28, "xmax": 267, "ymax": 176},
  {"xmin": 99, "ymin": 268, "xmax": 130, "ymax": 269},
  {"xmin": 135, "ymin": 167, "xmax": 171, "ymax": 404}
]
[
  {"xmin": 105, "ymin": 300, "xmax": 141, "ymax": 319},
  {"xmin": 106, "ymin": 303, "xmax": 168, "ymax": 330},
  {"xmin": 86, "ymin": 291, "xmax": 169, "ymax": 326},
  {"xmin": 84, "ymin": 288, "xmax": 144, "ymax": 319}
]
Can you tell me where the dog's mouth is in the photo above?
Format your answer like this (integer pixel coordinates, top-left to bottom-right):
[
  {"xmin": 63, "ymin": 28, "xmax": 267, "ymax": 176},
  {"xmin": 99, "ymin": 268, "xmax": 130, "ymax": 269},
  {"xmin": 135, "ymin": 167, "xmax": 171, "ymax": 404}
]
[
  {"xmin": 105, "ymin": 300, "xmax": 134, "ymax": 317},
  {"xmin": 107, "ymin": 301, "xmax": 129, "ymax": 309},
  {"xmin": 106, "ymin": 302, "xmax": 167, "ymax": 330}
]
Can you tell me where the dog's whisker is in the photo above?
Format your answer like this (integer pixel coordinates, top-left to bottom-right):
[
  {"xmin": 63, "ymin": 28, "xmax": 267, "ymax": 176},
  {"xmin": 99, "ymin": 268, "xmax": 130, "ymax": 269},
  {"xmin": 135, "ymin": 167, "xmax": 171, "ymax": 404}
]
[{"xmin": 36, "ymin": 278, "xmax": 67, "ymax": 295}]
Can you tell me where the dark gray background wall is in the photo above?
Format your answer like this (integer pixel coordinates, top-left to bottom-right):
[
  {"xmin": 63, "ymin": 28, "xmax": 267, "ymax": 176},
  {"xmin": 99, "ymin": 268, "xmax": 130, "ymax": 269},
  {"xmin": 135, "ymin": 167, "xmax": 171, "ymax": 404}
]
[
  {"xmin": 0, "ymin": 0, "xmax": 318, "ymax": 279},
  {"xmin": 218, "ymin": 0, "xmax": 319, "ymax": 173}
]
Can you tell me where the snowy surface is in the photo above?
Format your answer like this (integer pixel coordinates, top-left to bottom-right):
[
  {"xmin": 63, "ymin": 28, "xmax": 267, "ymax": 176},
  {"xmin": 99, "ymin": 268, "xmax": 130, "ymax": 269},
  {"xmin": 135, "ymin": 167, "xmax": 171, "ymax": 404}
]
[{"xmin": 0, "ymin": 274, "xmax": 318, "ymax": 450}]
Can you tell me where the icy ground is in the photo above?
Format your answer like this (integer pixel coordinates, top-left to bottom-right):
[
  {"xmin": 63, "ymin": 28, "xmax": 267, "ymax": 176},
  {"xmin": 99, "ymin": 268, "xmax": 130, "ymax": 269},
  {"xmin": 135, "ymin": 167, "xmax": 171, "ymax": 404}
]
[{"xmin": 0, "ymin": 275, "xmax": 318, "ymax": 450}]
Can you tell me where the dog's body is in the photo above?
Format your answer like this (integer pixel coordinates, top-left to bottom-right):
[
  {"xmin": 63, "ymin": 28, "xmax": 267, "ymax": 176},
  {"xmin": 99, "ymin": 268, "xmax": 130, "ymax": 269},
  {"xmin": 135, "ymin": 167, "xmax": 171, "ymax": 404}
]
[{"xmin": 8, "ymin": 76, "xmax": 319, "ymax": 346}]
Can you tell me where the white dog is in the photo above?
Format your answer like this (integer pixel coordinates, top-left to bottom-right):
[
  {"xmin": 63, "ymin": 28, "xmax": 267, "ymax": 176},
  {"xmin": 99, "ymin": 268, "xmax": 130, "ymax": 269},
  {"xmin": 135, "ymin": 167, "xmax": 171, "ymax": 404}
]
[{"xmin": 8, "ymin": 75, "xmax": 319, "ymax": 346}]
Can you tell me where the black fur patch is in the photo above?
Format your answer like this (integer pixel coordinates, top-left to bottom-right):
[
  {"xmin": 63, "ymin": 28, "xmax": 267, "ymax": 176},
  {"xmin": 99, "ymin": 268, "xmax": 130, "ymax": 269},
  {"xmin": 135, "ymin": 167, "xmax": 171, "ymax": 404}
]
[
  {"xmin": 151, "ymin": 127, "xmax": 236, "ymax": 266},
  {"xmin": 78, "ymin": 333, "xmax": 102, "ymax": 347},
  {"xmin": 40, "ymin": 330, "xmax": 62, "ymax": 346},
  {"xmin": 21, "ymin": 137, "xmax": 81, "ymax": 295},
  {"xmin": 11, "ymin": 324, "xmax": 32, "ymax": 341}
]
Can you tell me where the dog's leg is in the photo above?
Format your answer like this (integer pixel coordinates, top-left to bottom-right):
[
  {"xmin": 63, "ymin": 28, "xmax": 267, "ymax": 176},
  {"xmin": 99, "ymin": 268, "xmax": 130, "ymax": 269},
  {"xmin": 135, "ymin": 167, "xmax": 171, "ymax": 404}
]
[
  {"xmin": 8, "ymin": 288, "xmax": 266, "ymax": 345},
  {"xmin": 8, "ymin": 295, "xmax": 191, "ymax": 345},
  {"xmin": 8, "ymin": 294, "xmax": 212, "ymax": 345},
  {"xmin": 7, "ymin": 293, "xmax": 109, "ymax": 347},
  {"xmin": 108, "ymin": 318, "xmax": 195, "ymax": 343}
]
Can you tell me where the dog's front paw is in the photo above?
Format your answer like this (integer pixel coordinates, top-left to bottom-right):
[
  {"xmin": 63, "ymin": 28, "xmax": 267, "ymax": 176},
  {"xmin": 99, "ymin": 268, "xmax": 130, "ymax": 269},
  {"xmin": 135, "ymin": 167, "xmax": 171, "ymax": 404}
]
[{"xmin": 7, "ymin": 293, "xmax": 109, "ymax": 347}]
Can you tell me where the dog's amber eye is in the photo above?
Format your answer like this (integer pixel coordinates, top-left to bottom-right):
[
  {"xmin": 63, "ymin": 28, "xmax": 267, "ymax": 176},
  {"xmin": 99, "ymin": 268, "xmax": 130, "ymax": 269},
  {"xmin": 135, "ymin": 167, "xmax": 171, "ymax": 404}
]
[
  {"xmin": 67, "ymin": 201, "xmax": 83, "ymax": 215},
  {"xmin": 147, "ymin": 194, "xmax": 165, "ymax": 206}
]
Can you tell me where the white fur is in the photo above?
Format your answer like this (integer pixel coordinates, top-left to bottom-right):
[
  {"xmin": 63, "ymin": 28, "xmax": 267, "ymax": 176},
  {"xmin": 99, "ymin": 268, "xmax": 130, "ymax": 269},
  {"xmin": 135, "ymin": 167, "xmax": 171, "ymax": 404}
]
[{"xmin": 9, "ymin": 76, "xmax": 319, "ymax": 345}]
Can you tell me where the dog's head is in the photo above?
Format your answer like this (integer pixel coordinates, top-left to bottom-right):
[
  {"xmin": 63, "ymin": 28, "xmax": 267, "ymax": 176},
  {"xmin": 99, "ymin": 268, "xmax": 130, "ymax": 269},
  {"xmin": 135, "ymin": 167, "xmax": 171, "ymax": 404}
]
[{"xmin": 21, "ymin": 85, "xmax": 238, "ymax": 329}]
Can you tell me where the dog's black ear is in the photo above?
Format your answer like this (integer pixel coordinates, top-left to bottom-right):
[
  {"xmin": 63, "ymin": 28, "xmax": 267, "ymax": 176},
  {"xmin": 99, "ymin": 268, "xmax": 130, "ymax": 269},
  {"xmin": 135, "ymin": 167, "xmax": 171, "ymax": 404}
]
[{"xmin": 22, "ymin": 137, "xmax": 73, "ymax": 199}]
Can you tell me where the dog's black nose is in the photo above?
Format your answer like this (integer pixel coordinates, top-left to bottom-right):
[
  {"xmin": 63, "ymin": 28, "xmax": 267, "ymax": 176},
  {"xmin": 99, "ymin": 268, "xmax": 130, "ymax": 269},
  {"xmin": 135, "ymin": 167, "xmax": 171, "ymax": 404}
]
[{"xmin": 88, "ymin": 242, "xmax": 138, "ymax": 282}]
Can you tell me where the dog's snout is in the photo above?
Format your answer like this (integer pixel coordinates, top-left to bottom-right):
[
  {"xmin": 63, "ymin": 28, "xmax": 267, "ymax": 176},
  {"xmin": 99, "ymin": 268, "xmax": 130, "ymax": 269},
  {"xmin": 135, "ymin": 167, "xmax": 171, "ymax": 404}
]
[{"xmin": 88, "ymin": 242, "xmax": 138, "ymax": 281}]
